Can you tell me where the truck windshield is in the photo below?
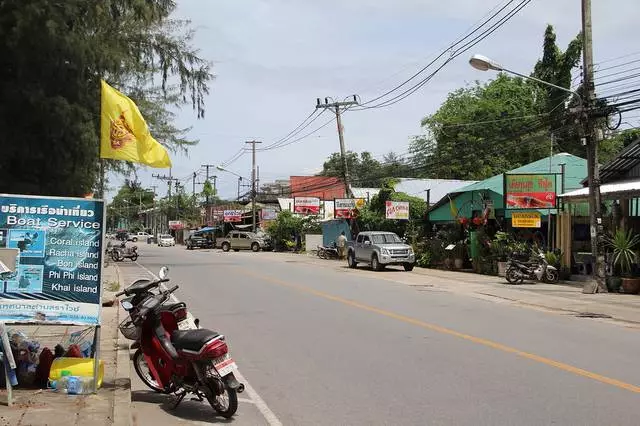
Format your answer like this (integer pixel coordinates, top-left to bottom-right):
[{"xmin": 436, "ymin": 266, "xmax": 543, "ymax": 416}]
[{"xmin": 372, "ymin": 234, "xmax": 402, "ymax": 244}]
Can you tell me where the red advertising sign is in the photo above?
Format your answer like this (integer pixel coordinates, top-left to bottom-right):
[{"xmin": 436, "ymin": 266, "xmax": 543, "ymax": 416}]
[
  {"xmin": 505, "ymin": 174, "xmax": 557, "ymax": 209},
  {"xmin": 223, "ymin": 210, "xmax": 242, "ymax": 223},
  {"xmin": 168, "ymin": 220, "xmax": 184, "ymax": 230},
  {"xmin": 334, "ymin": 198, "xmax": 365, "ymax": 219},
  {"xmin": 294, "ymin": 197, "xmax": 320, "ymax": 215}
]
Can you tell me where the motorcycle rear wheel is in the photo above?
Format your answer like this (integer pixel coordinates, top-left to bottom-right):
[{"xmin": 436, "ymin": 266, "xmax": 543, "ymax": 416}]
[
  {"xmin": 505, "ymin": 267, "xmax": 523, "ymax": 284},
  {"xmin": 131, "ymin": 253, "xmax": 139, "ymax": 261},
  {"xmin": 206, "ymin": 378, "xmax": 238, "ymax": 418}
]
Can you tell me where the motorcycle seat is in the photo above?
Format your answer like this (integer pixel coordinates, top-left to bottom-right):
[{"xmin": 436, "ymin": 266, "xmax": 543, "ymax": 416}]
[
  {"xmin": 171, "ymin": 329, "xmax": 220, "ymax": 352},
  {"xmin": 163, "ymin": 301, "xmax": 186, "ymax": 311}
]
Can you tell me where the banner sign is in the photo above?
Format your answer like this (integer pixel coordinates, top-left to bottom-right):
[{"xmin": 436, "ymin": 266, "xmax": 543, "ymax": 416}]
[
  {"xmin": 294, "ymin": 197, "xmax": 320, "ymax": 215},
  {"xmin": 334, "ymin": 198, "xmax": 365, "ymax": 219},
  {"xmin": 505, "ymin": 174, "xmax": 557, "ymax": 209},
  {"xmin": 223, "ymin": 210, "xmax": 243, "ymax": 223},
  {"xmin": 168, "ymin": 220, "xmax": 184, "ymax": 230},
  {"xmin": 511, "ymin": 212, "xmax": 542, "ymax": 228},
  {"xmin": 385, "ymin": 201, "xmax": 409, "ymax": 220},
  {"xmin": 0, "ymin": 194, "xmax": 104, "ymax": 325},
  {"xmin": 261, "ymin": 207, "xmax": 278, "ymax": 221}
]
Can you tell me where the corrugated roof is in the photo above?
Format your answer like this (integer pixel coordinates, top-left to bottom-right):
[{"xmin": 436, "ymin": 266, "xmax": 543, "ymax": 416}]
[
  {"xmin": 350, "ymin": 187, "xmax": 381, "ymax": 200},
  {"xmin": 428, "ymin": 153, "xmax": 587, "ymax": 220},
  {"xmin": 394, "ymin": 178, "xmax": 476, "ymax": 204},
  {"xmin": 597, "ymin": 138, "xmax": 640, "ymax": 184},
  {"xmin": 561, "ymin": 178, "xmax": 640, "ymax": 200}
]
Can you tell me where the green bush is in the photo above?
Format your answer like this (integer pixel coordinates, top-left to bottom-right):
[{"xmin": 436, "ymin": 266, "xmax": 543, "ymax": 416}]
[{"xmin": 417, "ymin": 251, "xmax": 433, "ymax": 268}]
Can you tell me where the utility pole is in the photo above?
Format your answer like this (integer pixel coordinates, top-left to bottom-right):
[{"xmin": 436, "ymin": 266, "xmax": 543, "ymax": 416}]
[
  {"xmin": 316, "ymin": 96, "xmax": 359, "ymax": 198},
  {"xmin": 581, "ymin": 0, "xmax": 606, "ymax": 293},
  {"xmin": 246, "ymin": 141, "xmax": 262, "ymax": 232},
  {"xmin": 153, "ymin": 174, "xmax": 180, "ymax": 220},
  {"xmin": 192, "ymin": 172, "xmax": 197, "ymax": 195}
]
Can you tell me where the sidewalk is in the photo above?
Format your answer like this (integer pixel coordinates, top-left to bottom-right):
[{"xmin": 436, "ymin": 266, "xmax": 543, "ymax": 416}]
[
  {"xmin": 270, "ymin": 251, "xmax": 640, "ymax": 326},
  {"xmin": 0, "ymin": 262, "xmax": 131, "ymax": 425}
]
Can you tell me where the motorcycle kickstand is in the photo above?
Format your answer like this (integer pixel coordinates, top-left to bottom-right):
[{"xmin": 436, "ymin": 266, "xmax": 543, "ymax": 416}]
[
  {"xmin": 171, "ymin": 389, "xmax": 187, "ymax": 409},
  {"xmin": 190, "ymin": 390, "xmax": 206, "ymax": 402}
]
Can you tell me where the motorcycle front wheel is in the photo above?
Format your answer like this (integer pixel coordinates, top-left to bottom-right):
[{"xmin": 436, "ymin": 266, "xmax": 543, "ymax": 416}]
[
  {"xmin": 505, "ymin": 267, "xmax": 523, "ymax": 284},
  {"xmin": 133, "ymin": 349, "xmax": 166, "ymax": 393},
  {"xmin": 206, "ymin": 378, "xmax": 238, "ymax": 418},
  {"xmin": 545, "ymin": 269, "xmax": 559, "ymax": 284}
]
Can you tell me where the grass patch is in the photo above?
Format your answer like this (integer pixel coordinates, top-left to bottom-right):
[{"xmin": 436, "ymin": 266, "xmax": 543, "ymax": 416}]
[{"xmin": 105, "ymin": 280, "xmax": 120, "ymax": 292}]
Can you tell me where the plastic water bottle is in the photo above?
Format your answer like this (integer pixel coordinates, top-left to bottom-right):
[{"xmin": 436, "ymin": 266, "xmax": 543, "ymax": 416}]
[{"xmin": 66, "ymin": 376, "xmax": 95, "ymax": 395}]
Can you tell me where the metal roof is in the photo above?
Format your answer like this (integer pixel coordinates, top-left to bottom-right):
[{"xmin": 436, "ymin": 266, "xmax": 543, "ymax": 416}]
[
  {"xmin": 560, "ymin": 178, "xmax": 640, "ymax": 200},
  {"xmin": 597, "ymin": 138, "xmax": 640, "ymax": 184}
]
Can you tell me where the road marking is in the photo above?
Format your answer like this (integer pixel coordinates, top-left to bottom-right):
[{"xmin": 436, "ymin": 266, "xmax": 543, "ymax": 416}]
[
  {"xmin": 129, "ymin": 260, "xmax": 284, "ymax": 425},
  {"xmin": 235, "ymin": 370, "xmax": 283, "ymax": 426},
  {"xmin": 242, "ymin": 270, "xmax": 640, "ymax": 394}
]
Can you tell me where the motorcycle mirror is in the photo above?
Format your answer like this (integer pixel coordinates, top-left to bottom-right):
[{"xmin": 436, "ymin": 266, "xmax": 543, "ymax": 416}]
[{"xmin": 159, "ymin": 266, "xmax": 169, "ymax": 279}]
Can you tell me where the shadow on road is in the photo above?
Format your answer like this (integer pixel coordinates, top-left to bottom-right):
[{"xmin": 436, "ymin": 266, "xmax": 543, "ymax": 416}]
[{"xmin": 132, "ymin": 389, "xmax": 233, "ymax": 424}]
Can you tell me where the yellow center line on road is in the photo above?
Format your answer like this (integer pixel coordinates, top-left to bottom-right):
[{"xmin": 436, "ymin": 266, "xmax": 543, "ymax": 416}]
[{"xmin": 241, "ymin": 269, "xmax": 640, "ymax": 394}]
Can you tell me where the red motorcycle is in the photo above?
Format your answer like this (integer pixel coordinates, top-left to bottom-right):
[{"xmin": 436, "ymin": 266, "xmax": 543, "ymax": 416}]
[
  {"xmin": 118, "ymin": 267, "xmax": 244, "ymax": 418},
  {"xmin": 118, "ymin": 277, "xmax": 197, "ymax": 393}
]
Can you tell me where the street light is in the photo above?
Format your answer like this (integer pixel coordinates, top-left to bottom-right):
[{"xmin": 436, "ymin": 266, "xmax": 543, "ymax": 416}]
[
  {"xmin": 216, "ymin": 166, "xmax": 250, "ymax": 201},
  {"xmin": 469, "ymin": 54, "xmax": 582, "ymax": 106},
  {"xmin": 470, "ymin": 53, "xmax": 605, "ymax": 292}
]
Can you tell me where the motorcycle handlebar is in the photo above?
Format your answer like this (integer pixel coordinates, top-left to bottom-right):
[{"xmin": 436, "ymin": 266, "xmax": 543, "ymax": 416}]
[{"xmin": 115, "ymin": 290, "xmax": 125, "ymax": 297}]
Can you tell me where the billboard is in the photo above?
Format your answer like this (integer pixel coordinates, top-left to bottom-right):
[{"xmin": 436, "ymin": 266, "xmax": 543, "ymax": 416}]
[
  {"xmin": 0, "ymin": 194, "xmax": 104, "ymax": 325},
  {"xmin": 334, "ymin": 198, "xmax": 365, "ymax": 219},
  {"xmin": 385, "ymin": 201, "xmax": 409, "ymax": 220},
  {"xmin": 511, "ymin": 212, "xmax": 542, "ymax": 228},
  {"xmin": 505, "ymin": 174, "xmax": 557, "ymax": 209},
  {"xmin": 223, "ymin": 210, "xmax": 243, "ymax": 223},
  {"xmin": 294, "ymin": 197, "xmax": 321, "ymax": 215},
  {"xmin": 261, "ymin": 207, "xmax": 278, "ymax": 221},
  {"xmin": 168, "ymin": 220, "xmax": 184, "ymax": 230}
]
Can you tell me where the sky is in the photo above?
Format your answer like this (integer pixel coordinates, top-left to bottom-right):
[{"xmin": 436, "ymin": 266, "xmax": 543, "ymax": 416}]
[{"xmin": 111, "ymin": 0, "xmax": 640, "ymax": 200}]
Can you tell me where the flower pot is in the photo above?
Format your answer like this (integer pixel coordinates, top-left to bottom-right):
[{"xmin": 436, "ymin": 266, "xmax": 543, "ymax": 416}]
[
  {"xmin": 606, "ymin": 276, "xmax": 623, "ymax": 293},
  {"xmin": 454, "ymin": 258, "xmax": 464, "ymax": 269},
  {"xmin": 621, "ymin": 277, "xmax": 640, "ymax": 294},
  {"xmin": 497, "ymin": 261, "xmax": 507, "ymax": 277}
]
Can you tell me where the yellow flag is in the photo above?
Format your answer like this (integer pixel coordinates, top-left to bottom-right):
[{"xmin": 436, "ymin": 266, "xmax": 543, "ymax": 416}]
[
  {"xmin": 100, "ymin": 80, "xmax": 172, "ymax": 168},
  {"xmin": 448, "ymin": 195, "xmax": 458, "ymax": 218}
]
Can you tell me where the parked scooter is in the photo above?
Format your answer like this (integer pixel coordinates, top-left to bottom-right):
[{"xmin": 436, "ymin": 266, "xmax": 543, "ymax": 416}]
[
  {"xmin": 112, "ymin": 242, "xmax": 138, "ymax": 262},
  {"xmin": 118, "ymin": 277, "xmax": 199, "ymax": 393},
  {"xmin": 317, "ymin": 242, "xmax": 339, "ymax": 259},
  {"xmin": 117, "ymin": 267, "xmax": 243, "ymax": 418},
  {"xmin": 505, "ymin": 251, "xmax": 559, "ymax": 284}
]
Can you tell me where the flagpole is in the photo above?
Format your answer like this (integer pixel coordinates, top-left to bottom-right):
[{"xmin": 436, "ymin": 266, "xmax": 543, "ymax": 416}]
[{"xmin": 99, "ymin": 159, "xmax": 105, "ymax": 199}]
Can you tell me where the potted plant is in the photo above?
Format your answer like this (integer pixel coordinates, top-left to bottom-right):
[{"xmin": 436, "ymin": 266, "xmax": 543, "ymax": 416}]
[
  {"xmin": 491, "ymin": 232, "xmax": 511, "ymax": 277},
  {"xmin": 453, "ymin": 241, "xmax": 466, "ymax": 269},
  {"xmin": 606, "ymin": 230, "xmax": 640, "ymax": 294}
]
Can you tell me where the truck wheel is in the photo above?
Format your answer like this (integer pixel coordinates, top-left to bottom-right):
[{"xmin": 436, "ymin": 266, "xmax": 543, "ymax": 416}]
[
  {"xmin": 371, "ymin": 254, "xmax": 384, "ymax": 271},
  {"xmin": 348, "ymin": 252, "xmax": 358, "ymax": 269},
  {"xmin": 251, "ymin": 242, "xmax": 260, "ymax": 252},
  {"xmin": 132, "ymin": 237, "xmax": 138, "ymax": 242},
  {"xmin": 403, "ymin": 263, "xmax": 415, "ymax": 272},
  {"xmin": 222, "ymin": 242, "xmax": 231, "ymax": 252}
]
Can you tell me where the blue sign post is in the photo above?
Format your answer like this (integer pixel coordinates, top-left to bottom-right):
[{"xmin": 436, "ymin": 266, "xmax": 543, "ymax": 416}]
[{"xmin": 0, "ymin": 194, "xmax": 104, "ymax": 325}]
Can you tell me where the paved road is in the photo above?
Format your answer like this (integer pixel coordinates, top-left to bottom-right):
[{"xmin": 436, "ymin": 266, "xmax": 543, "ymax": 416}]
[{"xmin": 124, "ymin": 244, "xmax": 640, "ymax": 425}]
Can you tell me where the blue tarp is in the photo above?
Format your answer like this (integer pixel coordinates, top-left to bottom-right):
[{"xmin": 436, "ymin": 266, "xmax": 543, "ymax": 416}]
[{"xmin": 321, "ymin": 219, "xmax": 351, "ymax": 247}]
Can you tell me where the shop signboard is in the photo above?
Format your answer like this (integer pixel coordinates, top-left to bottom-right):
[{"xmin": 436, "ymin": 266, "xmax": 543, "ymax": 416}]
[
  {"xmin": 505, "ymin": 174, "xmax": 557, "ymax": 209},
  {"xmin": 385, "ymin": 201, "xmax": 409, "ymax": 220},
  {"xmin": 0, "ymin": 194, "xmax": 104, "ymax": 325},
  {"xmin": 334, "ymin": 198, "xmax": 365, "ymax": 219},
  {"xmin": 512, "ymin": 212, "xmax": 542, "ymax": 228},
  {"xmin": 294, "ymin": 197, "xmax": 321, "ymax": 215},
  {"xmin": 261, "ymin": 207, "xmax": 278, "ymax": 221},
  {"xmin": 168, "ymin": 220, "xmax": 184, "ymax": 230},
  {"xmin": 223, "ymin": 210, "xmax": 243, "ymax": 223}
]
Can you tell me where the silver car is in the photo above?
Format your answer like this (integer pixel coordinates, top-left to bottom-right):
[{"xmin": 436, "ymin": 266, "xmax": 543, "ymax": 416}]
[
  {"xmin": 347, "ymin": 231, "xmax": 415, "ymax": 271},
  {"xmin": 220, "ymin": 231, "xmax": 268, "ymax": 252}
]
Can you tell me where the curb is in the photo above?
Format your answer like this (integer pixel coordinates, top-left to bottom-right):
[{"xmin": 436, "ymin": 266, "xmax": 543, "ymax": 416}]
[{"xmin": 111, "ymin": 263, "xmax": 132, "ymax": 426}]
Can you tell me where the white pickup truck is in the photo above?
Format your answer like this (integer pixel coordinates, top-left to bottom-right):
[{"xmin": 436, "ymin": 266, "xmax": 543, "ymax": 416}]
[{"xmin": 347, "ymin": 231, "xmax": 415, "ymax": 271}]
